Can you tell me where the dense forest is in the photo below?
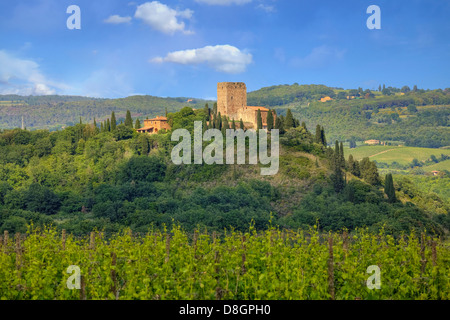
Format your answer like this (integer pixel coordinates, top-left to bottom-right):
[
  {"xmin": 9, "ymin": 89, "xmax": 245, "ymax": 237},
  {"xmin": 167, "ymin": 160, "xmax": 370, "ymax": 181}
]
[{"xmin": 0, "ymin": 106, "xmax": 448, "ymax": 237}]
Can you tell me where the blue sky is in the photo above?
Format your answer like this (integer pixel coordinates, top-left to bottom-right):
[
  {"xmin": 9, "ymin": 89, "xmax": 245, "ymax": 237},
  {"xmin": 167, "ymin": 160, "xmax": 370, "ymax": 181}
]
[{"xmin": 0, "ymin": 0, "xmax": 449, "ymax": 99}]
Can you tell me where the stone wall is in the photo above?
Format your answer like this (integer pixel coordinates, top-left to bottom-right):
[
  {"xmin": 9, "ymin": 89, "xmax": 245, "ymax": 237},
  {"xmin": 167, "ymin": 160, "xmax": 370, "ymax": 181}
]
[
  {"xmin": 217, "ymin": 82, "xmax": 276, "ymax": 129},
  {"xmin": 217, "ymin": 82, "xmax": 247, "ymax": 119}
]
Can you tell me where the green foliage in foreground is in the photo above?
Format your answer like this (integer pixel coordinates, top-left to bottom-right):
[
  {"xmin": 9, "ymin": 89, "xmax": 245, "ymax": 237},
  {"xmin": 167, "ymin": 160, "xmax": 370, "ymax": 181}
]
[
  {"xmin": 0, "ymin": 225, "xmax": 448, "ymax": 300},
  {"xmin": 0, "ymin": 106, "xmax": 448, "ymax": 237}
]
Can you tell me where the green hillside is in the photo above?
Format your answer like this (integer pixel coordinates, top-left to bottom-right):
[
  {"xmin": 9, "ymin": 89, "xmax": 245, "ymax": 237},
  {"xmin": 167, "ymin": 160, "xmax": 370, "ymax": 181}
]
[
  {"xmin": 247, "ymin": 83, "xmax": 336, "ymax": 106},
  {"xmin": 0, "ymin": 95, "xmax": 213, "ymax": 131},
  {"xmin": 0, "ymin": 106, "xmax": 448, "ymax": 237},
  {"xmin": 247, "ymin": 84, "xmax": 450, "ymax": 148}
]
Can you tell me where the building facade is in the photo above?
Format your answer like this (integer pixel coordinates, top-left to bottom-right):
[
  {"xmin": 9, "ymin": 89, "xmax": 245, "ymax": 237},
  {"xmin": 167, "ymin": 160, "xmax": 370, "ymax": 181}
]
[
  {"xmin": 136, "ymin": 116, "xmax": 171, "ymax": 134},
  {"xmin": 217, "ymin": 82, "xmax": 275, "ymax": 129}
]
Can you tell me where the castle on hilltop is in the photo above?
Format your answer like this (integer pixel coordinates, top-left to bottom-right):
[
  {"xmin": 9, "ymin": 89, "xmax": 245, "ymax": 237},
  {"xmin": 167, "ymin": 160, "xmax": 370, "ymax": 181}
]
[
  {"xmin": 136, "ymin": 82, "xmax": 274, "ymax": 135},
  {"xmin": 217, "ymin": 82, "xmax": 275, "ymax": 129}
]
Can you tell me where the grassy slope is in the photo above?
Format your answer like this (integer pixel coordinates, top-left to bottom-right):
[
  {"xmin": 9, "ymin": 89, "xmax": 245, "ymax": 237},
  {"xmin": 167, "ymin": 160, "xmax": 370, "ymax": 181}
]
[
  {"xmin": 344, "ymin": 145, "xmax": 450, "ymax": 167},
  {"xmin": 423, "ymin": 159, "xmax": 450, "ymax": 172}
]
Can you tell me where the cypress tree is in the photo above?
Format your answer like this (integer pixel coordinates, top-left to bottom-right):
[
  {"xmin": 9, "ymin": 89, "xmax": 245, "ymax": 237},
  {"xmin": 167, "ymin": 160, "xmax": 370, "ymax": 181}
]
[
  {"xmin": 141, "ymin": 136, "xmax": 149, "ymax": 155},
  {"xmin": 135, "ymin": 118, "xmax": 141, "ymax": 129},
  {"xmin": 212, "ymin": 113, "xmax": 217, "ymax": 129},
  {"xmin": 385, "ymin": 174, "xmax": 396, "ymax": 203},
  {"xmin": 321, "ymin": 126, "xmax": 326, "ymax": 146},
  {"xmin": 110, "ymin": 112, "xmax": 117, "ymax": 131},
  {"xmin": 334, "ymin": 140, "xmax": 340, "ymax": 164},
  {"xmin": 348, "ymin": 155, "xmax": 355, "ymax": 175},
  {"xmin": 93, "ymin": 118, "xmax": 99, "ymax": 134},
  {"xmin": 165, "ymin": 107, "xmax": 168, "ymax": 118},
  {"xmin": 204, "ymin": 104, "xmax": 210, "ymax": 120},
  {"xmin": 100, "ymin": 122, "xmax": 104, "ymax": 132},
  {"xmin": 301, "ymin": 122, "xmax": 307, "ymax": 130},
  {"xmin": 353, "ymin": 160, "xmax": 361, "ymax": 177},
  {"xmin": 240, "ymin": 118, "xmax": 245, "ymax": 131},
  {"xmin": 125, "ymin": 110, "xmax": 133, "ymax": 128},
  {"xmin": 257, "ymin": 109, "xmax": 263, "ymax": 130},
  {"xmin": 331, "ymin": 142, "xmax": 345, "ymax": 193},
  {"xmin": 285, "ymin": 109, "xmax": 294, "ymax": 129},
  {"xmin": 340, "ymin": 142, "xmax": 345, "ymax": 169},
  {"xmin": 213, "ymin": 102, "xmax": 218, "ymax": 116},
  {"xmin": 384, "ymin": 174, "xmax": 392, "ymax": 200},
  {"xmin": 333, "ymin": 166, "xmax": 345, "ymax": 192},
  {"xmin": 202, "ymin": 118, "xmax": 208, "ymax": 133},
  {"xmin": 275, "ymin": 117, "xmax": 283, "ymax": 134},
  {"xmin": 315, "ymin": 125, "xmax": 322, "ymax": 144},
  {"xmin": 267, "ymin": 110, "xmax": 274, "ymax": 131},
  {"xmin": 222, "ymin": 117, "xmax": 229, "ymax": 134},
  {"xmin": 107, "ymin": 118, "xmax": 111, "ymax": 132},
  {"xmin": 217, "ymin": 112, "xmax": 222, "ymax": 130},
  {"xmin": 232, "ymin": 118, "xmax": 236, "ymax": 130}
]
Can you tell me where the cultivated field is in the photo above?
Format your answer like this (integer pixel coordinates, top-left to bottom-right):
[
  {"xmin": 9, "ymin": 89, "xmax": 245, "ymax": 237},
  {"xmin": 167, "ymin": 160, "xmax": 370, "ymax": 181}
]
[{"xmin": 344, "ymin": 145, "xmax": 450, "ymax": 167}]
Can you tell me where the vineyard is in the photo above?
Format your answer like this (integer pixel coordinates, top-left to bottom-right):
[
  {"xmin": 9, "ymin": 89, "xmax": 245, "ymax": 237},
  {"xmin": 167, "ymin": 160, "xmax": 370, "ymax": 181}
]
[{"xmin": 0, "ymin": 224, "xmax": 449, "ymax": 300}]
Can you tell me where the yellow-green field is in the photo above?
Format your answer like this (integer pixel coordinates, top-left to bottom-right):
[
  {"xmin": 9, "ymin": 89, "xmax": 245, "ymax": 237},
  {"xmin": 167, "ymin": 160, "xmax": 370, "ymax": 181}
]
[
  {"xmin": 0, "ymin": 101, "xmax": 26, "ymax": 106},
  {"xmin": 344, "ymin": 145, "xmax": 450, "ymax": 168},
  {"xmin": 423, "ymin": 159, "xmax": 450, "ymax": 172}
]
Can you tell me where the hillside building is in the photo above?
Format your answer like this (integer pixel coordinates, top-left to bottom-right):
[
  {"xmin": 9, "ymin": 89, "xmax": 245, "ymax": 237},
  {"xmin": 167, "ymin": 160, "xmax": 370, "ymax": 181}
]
[
  {"xmin": 136, "ymin": 116, "xmax": 171, "ymax": 134},
  {"xmin": 320, "ymin": 96, "xmax": 333, "ymax": 102},
  {"xmin": 217, "ymin": 82, "xmax": 275, "ymax": 129},
  {"xmin": 364, "ymin": 139, "xmax": 380, "ymax": 145}
]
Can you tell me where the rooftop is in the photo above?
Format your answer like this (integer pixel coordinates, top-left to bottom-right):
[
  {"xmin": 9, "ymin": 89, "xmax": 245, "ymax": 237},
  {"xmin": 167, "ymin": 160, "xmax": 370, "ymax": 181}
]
[
  {"xmin": 247, "ymin": 106, "xmax": 270, "ymax": 112},
  {"xmin": 146, "ymin": 116, "xmax": 167, "ymax": 121}
]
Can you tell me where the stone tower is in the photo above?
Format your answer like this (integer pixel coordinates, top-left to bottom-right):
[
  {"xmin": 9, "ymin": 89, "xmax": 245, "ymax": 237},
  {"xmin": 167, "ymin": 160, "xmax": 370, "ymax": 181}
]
[{"xmin": 217, "ymin": 82, "xmax": 247, "ymax": 119}]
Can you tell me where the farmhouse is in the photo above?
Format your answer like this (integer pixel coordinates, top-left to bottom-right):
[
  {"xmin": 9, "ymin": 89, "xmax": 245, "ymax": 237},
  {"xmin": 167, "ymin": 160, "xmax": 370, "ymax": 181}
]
[
  {"xmin": 136, "ymin": 116, "xmax": 171, "ymax": 134},
  {"xmin": 320, "ymin": 96, "xmax": 333, "ymax": 102},
  {"xmin": 364, "ymin": 139, "xmax": 380, "ymax": 145}
]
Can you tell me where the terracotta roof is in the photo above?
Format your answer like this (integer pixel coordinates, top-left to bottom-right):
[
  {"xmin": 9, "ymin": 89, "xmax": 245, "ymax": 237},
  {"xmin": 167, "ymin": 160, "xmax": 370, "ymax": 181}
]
[
  {"xmin": 247, "ymin": 106, "xmax": 270, "ymax": 111},
  {"xmin": 147, "ymin": 116, "xmax": 167, "ymax": 121}
]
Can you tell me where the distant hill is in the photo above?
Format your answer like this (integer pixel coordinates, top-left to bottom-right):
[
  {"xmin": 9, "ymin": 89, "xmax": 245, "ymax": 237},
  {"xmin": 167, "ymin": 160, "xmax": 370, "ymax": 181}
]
[
  {"xmin": 1, "ymin": 84, "xmax": 449, "ymax": 148},
  {"xmin": 0, "ymin": 95, "xmax": 213, "ymax": 131},
  {"xmin": 246, "ymin": 84, "xmax": 450, "ymax": 148},
  {"xmin": 247, "ymin": 83, "xmax": 336, "ymax": 107}
]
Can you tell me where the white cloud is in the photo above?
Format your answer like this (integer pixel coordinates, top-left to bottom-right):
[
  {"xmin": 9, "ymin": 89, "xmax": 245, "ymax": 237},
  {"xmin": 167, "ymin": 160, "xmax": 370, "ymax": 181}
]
[
  {"xmin": 151, "ymin": 45, "xmax": 253, "ymax": 74},
  {"xmin": 256, "ymin": 4, "xmax": 275, "ymax": 12},
  {"xmin": 134, "ymin": 1, "xmax": 193, "ymax": 35},
  {"xmin": 290, "ymin": 45, "xmax": 346, "ymax": 68},
  {"xmin": 195, "ymin": 0, "xmax": 252, "ymax": 5},
  {"xmin": 0, "ymin": 50, "xmax": 66, "ymax": 95},
  {"xmin": 104, "ymin": 15, "xmax": 132, "ymax": 24}
]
